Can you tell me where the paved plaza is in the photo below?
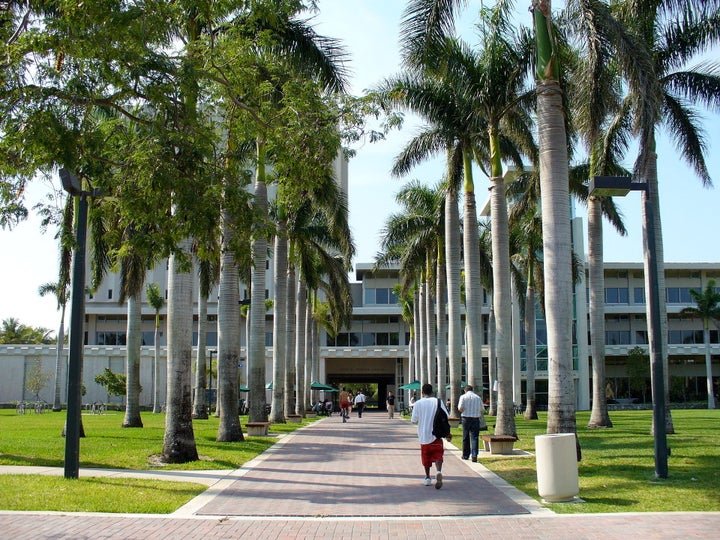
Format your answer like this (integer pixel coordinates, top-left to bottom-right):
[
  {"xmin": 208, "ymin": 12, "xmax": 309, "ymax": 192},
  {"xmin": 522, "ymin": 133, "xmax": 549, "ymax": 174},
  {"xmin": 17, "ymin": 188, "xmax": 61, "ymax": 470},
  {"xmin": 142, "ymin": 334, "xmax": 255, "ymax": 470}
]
[{"xmin": 1, "ymin": 412, "xmax": 718, "ymax": 538}]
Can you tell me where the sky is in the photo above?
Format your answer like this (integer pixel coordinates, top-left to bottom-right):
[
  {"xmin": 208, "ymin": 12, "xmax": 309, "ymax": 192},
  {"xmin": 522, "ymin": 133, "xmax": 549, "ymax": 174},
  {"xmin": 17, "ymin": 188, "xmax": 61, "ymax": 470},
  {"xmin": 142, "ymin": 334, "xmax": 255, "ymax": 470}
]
[{"xmin": 2, "ymin": 1, "xmax": 720, "ymax": 332}]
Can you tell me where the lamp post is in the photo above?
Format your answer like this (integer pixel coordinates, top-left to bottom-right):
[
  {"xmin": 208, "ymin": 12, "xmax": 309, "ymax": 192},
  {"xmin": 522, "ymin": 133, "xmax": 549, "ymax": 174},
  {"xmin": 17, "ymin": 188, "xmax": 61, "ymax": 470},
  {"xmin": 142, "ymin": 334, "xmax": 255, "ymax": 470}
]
[
  {"xmin": 60, "ymin": 169, "xmax": 88, "ymax": 479},
  {"xmin": 208, "ymin": 349, "xmax": 216, "ymax": 414},
  {"xmin": 589, "ymin": 176, "xmax": 669, "ymax": 478}
]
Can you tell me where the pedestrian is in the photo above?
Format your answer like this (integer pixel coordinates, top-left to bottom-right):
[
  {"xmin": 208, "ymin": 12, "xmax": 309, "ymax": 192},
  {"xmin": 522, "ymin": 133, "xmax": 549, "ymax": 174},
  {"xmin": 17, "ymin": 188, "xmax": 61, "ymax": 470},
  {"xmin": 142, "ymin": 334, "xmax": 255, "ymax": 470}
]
[
  {"xmin": 338, "ymin": 388, "xmax": 352, "ymax": 422},
  {"xmin": 458, "ymin": 384, "xmax": 484, "ymax": 462},
  {"xmin": 386, "ymin": 391, "xmax": 395, "ymax": 419},
  {"xmin": 411, "ymin": 383, "xmax": 451, "ymax": 489},
  {"xmin": 354, "ymin": 390, "xmax": 366, "ymax": 418}
]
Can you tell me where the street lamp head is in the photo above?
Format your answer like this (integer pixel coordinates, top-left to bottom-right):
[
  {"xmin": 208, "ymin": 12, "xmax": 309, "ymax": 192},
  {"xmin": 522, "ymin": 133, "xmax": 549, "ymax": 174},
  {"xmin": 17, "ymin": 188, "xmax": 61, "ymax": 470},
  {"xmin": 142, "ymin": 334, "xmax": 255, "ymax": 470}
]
[
  {"xmin": 589, "ymin": 176, "xmax": 649, "ymax": 197},
  {"xmin": 59, "ymin": 168, "xmax": 82, "ymax": 196}
]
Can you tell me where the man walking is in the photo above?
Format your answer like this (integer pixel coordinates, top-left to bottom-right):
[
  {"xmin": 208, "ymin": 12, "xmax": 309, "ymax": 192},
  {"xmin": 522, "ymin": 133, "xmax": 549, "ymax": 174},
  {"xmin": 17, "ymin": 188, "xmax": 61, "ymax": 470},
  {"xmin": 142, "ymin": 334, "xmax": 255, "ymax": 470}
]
[
  {"xmin": 354, "ymin": 390, "xmax": 366, "ymax": 418},
  {"xmin": 411, "ymin": 383, "xmax": 451, "ymax": 489},
  {"xmin": 339, "ymin": 388, "xmax": 352, "ymax": 422},
  {"xmin": 458, "ymin": 384, "xmax": 484, "ymax": 462}
]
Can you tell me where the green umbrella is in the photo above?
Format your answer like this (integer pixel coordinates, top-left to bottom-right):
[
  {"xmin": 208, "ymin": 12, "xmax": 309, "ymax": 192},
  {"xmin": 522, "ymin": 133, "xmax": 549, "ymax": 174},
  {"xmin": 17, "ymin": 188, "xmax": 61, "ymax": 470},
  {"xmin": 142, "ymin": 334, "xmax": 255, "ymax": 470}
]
[
  {"xmin": 398, "ymin": 380, "xmax": 421, "ymax": 390},
  {"xmin": 265, "ymin": 382, "xmax": 273, "ymax": 390},
  {"xmin": 310, "ymin": 381, "xmax": 335, "ymax": 390},
  {"xmin": 239, "ymin": 384, "xmax": 250, "ymax": 392}
]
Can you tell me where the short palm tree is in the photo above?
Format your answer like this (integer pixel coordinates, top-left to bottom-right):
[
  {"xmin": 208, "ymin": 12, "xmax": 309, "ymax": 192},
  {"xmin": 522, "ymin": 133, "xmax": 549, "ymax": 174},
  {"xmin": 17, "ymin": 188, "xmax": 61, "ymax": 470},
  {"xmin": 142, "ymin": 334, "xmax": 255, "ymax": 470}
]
[
  {"xmin": 146, "ymin": 282, "xmax": 165, "ymax": 414},
  {"xmin": 38, "ymin": 281, "xmax": 70, "ymax": 411},
  {"xmin": 680, "ymin": 280, "xmax": 720, "ymax": 410}
]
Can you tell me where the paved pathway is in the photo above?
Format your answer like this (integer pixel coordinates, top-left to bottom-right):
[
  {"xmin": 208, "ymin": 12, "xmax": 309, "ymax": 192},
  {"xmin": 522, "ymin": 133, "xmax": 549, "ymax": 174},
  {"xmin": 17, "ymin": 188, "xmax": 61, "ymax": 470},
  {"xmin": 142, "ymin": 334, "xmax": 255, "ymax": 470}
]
[{"xmin": 2, "ymin": 412, "xmax": 719, "ymax": 539}]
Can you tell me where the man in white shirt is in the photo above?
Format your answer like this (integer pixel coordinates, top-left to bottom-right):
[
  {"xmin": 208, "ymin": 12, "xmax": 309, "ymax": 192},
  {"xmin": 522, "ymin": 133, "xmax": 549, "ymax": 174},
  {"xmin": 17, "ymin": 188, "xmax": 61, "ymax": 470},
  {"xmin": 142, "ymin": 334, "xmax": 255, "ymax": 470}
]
[
  {"xmin": 354, "ymin": 391, "xmax": 366, "ymax": 418},
  {"xmin": 458, "ymin": 384, "xmax": 484, "ymax": 462},
  {"xmin": 411, "ymin": 383, "xmax": 451, "ymax": 489}
]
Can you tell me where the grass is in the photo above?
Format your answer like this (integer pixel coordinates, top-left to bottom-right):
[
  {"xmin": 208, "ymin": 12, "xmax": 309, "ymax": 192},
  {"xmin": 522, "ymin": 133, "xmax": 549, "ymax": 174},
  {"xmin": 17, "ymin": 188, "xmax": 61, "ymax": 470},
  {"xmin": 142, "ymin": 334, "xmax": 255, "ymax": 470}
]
[
  {"xmin": 1, "ymin": 409, "xmax": 719, "ymax": 514},
  {"xmin": 449, "ymin": 408, "xmax": 720, "ymax": 513},
  {"xmin": 0, "ymin": 409, "xmax": 313, "ymax": 513}
]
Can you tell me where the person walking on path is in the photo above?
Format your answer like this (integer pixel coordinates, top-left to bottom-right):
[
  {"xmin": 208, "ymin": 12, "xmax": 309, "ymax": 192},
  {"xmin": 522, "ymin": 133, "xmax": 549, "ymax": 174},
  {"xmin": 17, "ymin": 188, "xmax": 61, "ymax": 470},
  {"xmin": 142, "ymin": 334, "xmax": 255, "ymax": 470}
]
[
  {"xmin": 354, "ymin": 390, "xmax": 366, "ymax": 418},
  {"xmin": 458, "ymin": 384, "xmax": 484, "ymax": 462},
  {"xmin": 339, "ymin": 388, "xmax": 352, "ymax": 422},
  {"xmin": 411, "ymin": 383, "xmax": 451, "ymax": 489},
  {"xmin": 386, "ymin": 391, "xmax": 395, "ymax": 418}
]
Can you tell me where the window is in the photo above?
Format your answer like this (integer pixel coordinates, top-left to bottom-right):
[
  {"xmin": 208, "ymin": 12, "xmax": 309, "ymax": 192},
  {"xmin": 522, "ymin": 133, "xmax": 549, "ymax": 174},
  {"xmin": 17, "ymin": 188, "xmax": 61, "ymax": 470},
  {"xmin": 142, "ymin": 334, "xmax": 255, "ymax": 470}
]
[
  {"xmin": 363, "ymin": 288, "xmax": 398, "ymax": 305},
  {"xmin": 107, "ymin": 289, "xmax": 113, "ymax": 300},
  {"xmin": 96, "ymin": 331, "xmax": 126, "ymax": 345},
  {"xmin": 635, "ymin": 331, "xmax": 648, "ymax": 345},
  {"xmin": 605, "ymin": 331, "xmax": 631, "ymax": 345},
  {"xmin": 605, "ymin": 287, "xmax": 629, "ymax": 304},
  {"xmin": 634, "ymin": 287, "xmax": 645, "ymax": 304},
  {"xmin": 666, "ymin": 287, "xmax": 697, "ymax": 304}
]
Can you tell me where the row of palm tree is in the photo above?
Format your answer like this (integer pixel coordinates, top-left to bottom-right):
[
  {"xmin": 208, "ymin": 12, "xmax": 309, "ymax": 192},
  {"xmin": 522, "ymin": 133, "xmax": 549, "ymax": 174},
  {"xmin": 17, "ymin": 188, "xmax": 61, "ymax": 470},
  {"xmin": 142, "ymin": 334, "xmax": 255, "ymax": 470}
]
[
  {"xmin": 372, "ymin": 0, "xmax": 720, "ymax": 441},
  {"xmin": 3, "ymin": 1, "xmax": 360, "ymax": 463},
  {"xmin": 3, "ymin": 1, "xmax": 719, "ymax": 467}
]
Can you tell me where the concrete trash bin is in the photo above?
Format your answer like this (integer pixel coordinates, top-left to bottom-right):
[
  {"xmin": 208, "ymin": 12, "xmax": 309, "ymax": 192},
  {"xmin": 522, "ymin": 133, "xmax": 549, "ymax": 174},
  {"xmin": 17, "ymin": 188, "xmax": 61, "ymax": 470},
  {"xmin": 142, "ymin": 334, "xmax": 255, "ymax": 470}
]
[{"xmin": 535, "ymin": 433, "xmax": 579, "ymax": 502}]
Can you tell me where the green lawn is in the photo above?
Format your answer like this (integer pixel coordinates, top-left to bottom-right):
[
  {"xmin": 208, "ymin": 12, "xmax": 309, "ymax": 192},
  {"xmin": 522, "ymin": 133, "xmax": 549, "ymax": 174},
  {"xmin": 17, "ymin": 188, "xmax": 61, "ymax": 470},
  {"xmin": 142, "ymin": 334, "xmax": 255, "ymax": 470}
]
[
  {"xmin": 1, "ymin": 408, "xmax": 718, "ymax": 514},
  {"xmin": 449, "ymin": 408, "xmax": 720, "ymax": 513},
  {"xmin": 0, "ymin": 409, "xmax": 313, "ymax": 513}
]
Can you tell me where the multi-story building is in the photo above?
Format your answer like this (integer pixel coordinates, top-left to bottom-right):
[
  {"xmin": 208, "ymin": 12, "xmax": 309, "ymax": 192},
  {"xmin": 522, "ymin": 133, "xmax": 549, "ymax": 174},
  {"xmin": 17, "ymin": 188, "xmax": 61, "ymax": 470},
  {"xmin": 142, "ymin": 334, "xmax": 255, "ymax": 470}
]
[{"xmin": 2, "ymin": 258, "xmax": 718, "ymax": 410}]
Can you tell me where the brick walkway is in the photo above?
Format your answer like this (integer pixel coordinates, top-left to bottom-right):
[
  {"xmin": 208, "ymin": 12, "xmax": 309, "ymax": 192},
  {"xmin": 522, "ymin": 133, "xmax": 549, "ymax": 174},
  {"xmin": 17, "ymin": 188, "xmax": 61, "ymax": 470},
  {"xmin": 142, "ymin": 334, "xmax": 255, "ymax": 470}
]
[{"xmin": 1, "ymin": 412, "xmax": 718, "ymax": 539}]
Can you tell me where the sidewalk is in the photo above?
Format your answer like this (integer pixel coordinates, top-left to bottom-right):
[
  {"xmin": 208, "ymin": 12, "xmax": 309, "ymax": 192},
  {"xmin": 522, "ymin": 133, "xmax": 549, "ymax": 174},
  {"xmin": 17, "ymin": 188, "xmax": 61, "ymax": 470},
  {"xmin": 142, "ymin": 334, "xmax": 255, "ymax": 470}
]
[{"xmin": 1, "ymin": 412, "xmax": 719, "ymax": 539}]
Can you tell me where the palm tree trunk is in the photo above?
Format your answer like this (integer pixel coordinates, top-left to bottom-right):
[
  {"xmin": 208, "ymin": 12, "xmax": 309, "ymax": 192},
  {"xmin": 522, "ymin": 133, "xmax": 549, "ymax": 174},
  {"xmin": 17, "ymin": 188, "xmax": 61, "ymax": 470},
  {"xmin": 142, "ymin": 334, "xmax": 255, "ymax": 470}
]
[
  {"xmin": 463, "ymin": 151, "xmax": 484, "ymax": 395},
  {"xmin": 52, "ymin": 311, "xmax": 65, "ymax": 411},
  {"xmin": 488, "ymin": 297, "xmax": 497, "ymax": 417},
  {"xmin": 436, "ymin": 253, "xmax": 448, "ymax": 399},
  {"xmin": 162, "ymin": 237, "xmax": 199, "ymax": 463},
  {"xmin": 217, "ymin": 211, "xmax": 243, "ymax": 441},
  {"xmin": 295, "ymin": 280, "xmax": 308, "ymax": 415},
  {"xmin": 192, "ymin": 286, "xmax": 208, "ymax": 419},
  {"xmin": 123, "ymin": 292, "xmax": 143, "ymax": 428},
  {"xmin": 418, "ymin": 281, "xmax": 427, "ymax": 384},
  {"xmin": 524, "ymin": 282, "xmax": 538, "ymax": 420},
  {"xmin": 703, "ymin": 325, "xmax": 716, "ymax": 409},
  {"xmin": 426, "ymin": 269, "xmax": 437, "ymax": 393},
  {"xmin": 587, "ymin": 197, "xmax": 612, "ymax": 428},
  {"xmin": 491, "ymin": 172, "xmax": 516, "ymax": 437},
  {"xmin": 152, "ymin": 312, "xmax": 163, "ymax": 414},
  {"xmin": 285, "ymin": 265, "xmax": 297, "ymax": 416},
  {"xmin": 537, "ymin": 76, "xmax": 577, "ymax": 435},
  {"xmin": 249, "ymin": 139, "xmax": 269, "ymax": 423},
  {"xmin": 534, "ymin": 0, "xmax": 577, "ymax": 437},
  {"xmin": 271, "ymin": 228, "xmax": 288, "ymax": 423},
  {"xmin": 445, "ymin": 187, "xmax": 462, "ymax": 418},
  {"xmin": 304, "ymin": 297, "xmax": 313, "ymax": 411}
]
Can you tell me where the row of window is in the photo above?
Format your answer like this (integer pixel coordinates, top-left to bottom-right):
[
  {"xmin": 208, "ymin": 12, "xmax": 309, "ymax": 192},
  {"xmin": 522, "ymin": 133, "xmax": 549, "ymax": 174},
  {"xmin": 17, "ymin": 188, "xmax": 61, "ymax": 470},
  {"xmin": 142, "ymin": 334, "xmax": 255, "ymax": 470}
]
[
  {"xmin": 604, "ymin": 329, "xmax": 720, "ymax": 346},
  {"xmin": 603, "ymin": 286, "xmax": 719, "ymax": 305},
  {"xmin": 326, "ymin": 332, "xmax": 401, "ymax": 347}
]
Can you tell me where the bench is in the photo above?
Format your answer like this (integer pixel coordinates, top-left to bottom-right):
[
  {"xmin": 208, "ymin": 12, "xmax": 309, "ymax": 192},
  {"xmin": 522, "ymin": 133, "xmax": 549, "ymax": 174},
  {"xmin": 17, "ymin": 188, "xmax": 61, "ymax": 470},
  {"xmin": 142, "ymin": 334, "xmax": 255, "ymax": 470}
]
[
  {"xmin": 482, "ymin": 435, "xmax": 518, "ymax": 455},
  {"xmin": 245, "ymin": 422, "xmax": 270, "ymax": 436},
  {"xmin": 286, "ymin": 414, "xmax": 302, "ymax": 423}
]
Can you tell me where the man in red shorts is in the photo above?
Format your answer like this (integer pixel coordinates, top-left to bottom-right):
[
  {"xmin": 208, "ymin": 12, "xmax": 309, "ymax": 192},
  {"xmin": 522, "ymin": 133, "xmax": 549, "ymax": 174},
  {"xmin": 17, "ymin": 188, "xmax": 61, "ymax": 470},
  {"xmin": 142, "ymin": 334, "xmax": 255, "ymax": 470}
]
[
  {"xmin": 338, "ymin": 388, "xmax": 352, "ymax": 423},
  {"xmin": 411, "ymin": 383, "xmax": 451, "ymax": 489}
]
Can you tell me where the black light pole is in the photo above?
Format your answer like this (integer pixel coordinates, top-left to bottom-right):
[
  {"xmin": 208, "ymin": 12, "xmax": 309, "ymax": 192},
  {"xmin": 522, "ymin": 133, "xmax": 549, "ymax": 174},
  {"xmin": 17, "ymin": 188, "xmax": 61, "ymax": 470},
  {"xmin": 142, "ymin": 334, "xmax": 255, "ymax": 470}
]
[
  {"xmin": 60, "ymin": 169, "xmax": 87, "ymax": 480},
  {"xmin": 590, "ymin": 176, "xmax": 669, "ymax": 478}
]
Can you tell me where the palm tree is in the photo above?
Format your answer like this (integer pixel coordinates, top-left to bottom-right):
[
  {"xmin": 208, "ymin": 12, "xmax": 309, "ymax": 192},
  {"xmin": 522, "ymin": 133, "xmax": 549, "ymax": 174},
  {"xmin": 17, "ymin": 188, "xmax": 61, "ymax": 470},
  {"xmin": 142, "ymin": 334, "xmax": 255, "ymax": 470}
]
[
  {"xmin": 146, "ymin": 282, "xmax": 165, "ymax": 414},
  {"xmin": 531, "ymin": 0, "xmax": 577, "ymax": 436},
  {"xmin": 614, "ymin": 0, "xmax": 720, "ymax": 434},
  {"xmin": 680, "ymin": 280, "xmax": 720, "ymax": 409},
  {"xmin": 38, "ymin": 281, "xmax": 69, "ymax": 411},
  {"xmin": 119, "ymin": 251, "xmax": 146, "ymax": 428},
  {"xmin": 376, "ymin": 181, "xmax": 446, "ymax": 394}
]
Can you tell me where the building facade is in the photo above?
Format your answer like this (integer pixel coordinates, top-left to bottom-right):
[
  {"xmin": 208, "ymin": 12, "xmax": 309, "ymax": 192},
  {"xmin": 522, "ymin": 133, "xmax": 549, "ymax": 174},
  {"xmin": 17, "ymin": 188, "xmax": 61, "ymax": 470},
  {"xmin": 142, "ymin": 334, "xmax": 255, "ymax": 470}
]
[{"xmin": 2, "ymin": 259, "xmax": 718, "ymax": 410}]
